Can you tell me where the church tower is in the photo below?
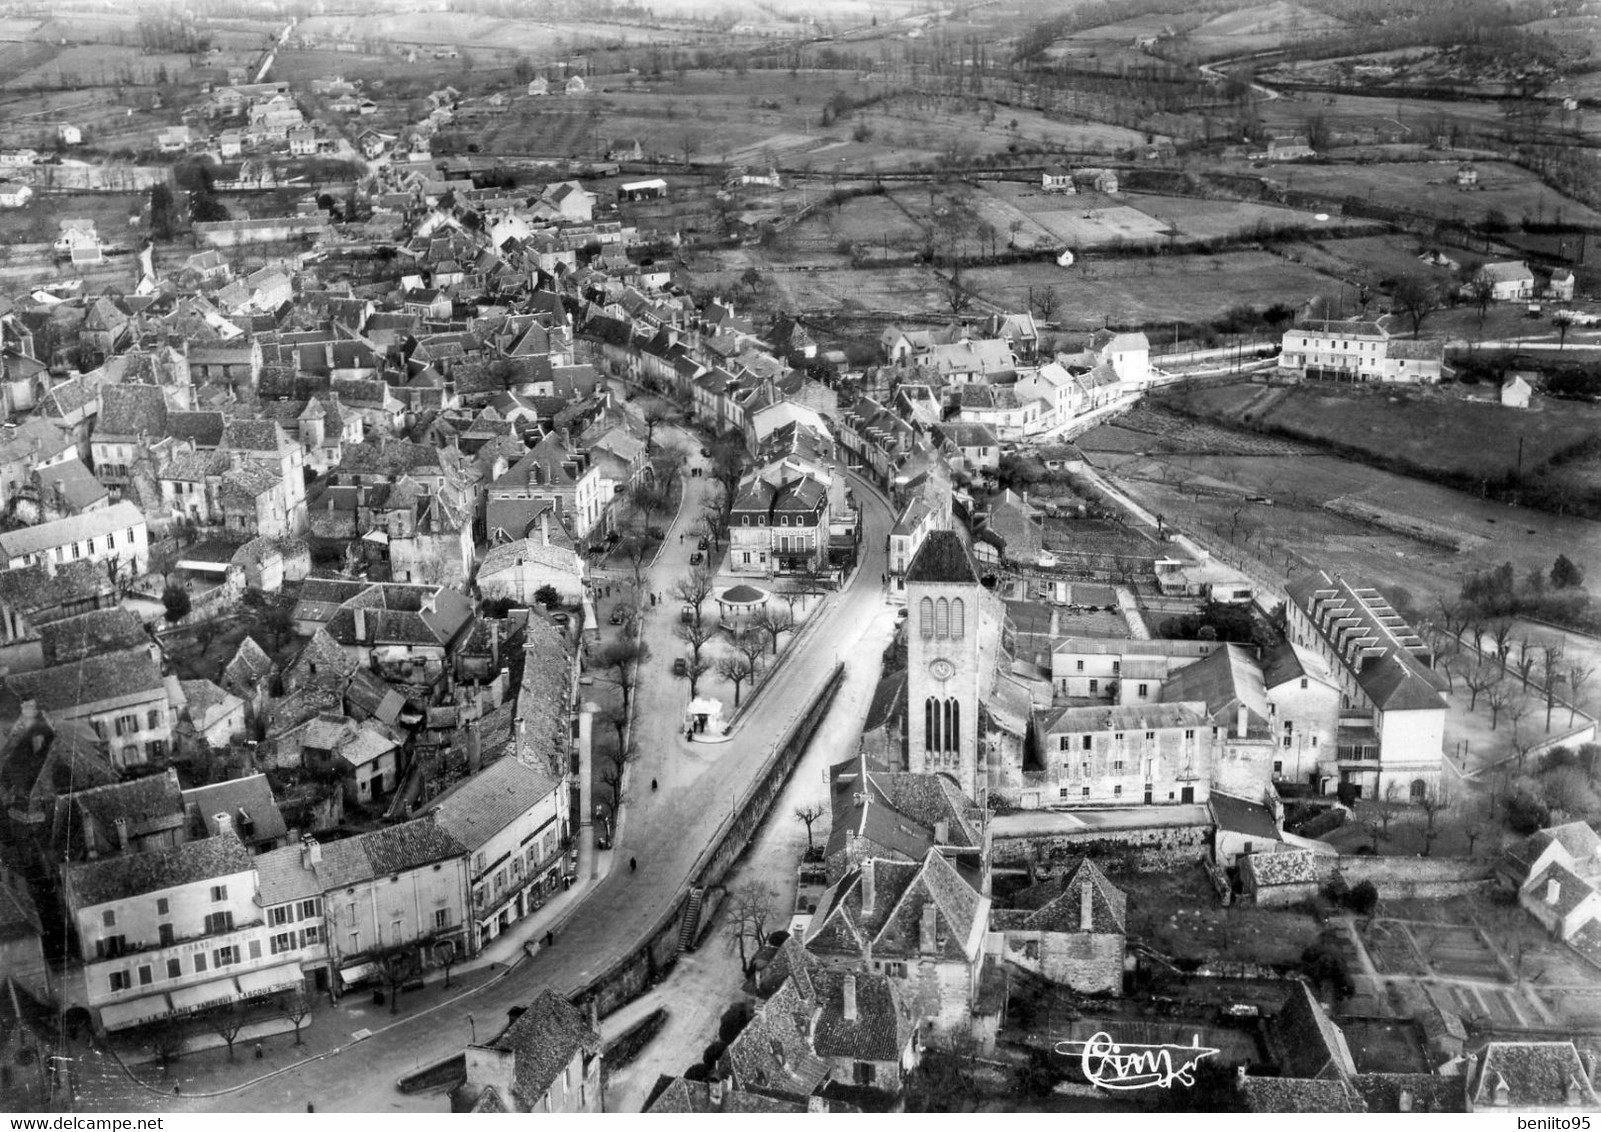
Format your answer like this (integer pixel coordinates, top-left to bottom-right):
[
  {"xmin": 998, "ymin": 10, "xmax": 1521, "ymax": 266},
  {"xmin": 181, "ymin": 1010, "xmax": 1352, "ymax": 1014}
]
[{"xmin": 904, "ymin": 530, "xmax": 984, "ymax": 802}]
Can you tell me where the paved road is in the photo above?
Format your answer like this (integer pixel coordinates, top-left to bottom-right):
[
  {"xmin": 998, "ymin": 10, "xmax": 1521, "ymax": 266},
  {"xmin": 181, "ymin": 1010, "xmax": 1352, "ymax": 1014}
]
[{"xmin": 146, "ymin": 457, "xmax": 896, "ymax": 1112}]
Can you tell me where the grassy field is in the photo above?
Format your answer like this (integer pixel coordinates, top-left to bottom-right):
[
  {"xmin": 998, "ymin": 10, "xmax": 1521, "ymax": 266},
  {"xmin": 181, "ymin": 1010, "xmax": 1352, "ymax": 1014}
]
[
  {"xmin": 1085, "ymin": 381, "xmax": 1601, "ymax": 607},
  {"xmin": 1251, "ymin": 160, "xmax": 1601, "ymax": 229},
  {"xmin": 960, "ymin": 251, "xmax": 1338, "ymax": 328},
  {"xmin": 1174, "ymin": 380, "xmax": 1601, "ymax": 482}
]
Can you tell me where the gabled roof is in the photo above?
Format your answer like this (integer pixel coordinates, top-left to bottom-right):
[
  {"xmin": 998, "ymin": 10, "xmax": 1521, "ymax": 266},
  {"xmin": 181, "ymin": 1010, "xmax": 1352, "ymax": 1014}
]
[
  {"xmin": 1470, "ymin": 1042, "xmax": 1600, "ymax": 1109},
  {"xmin": 480, "ymin": 989, "xmax": 600, "ymax": 1108},
  {"xmin": 1209, "ymin": 791, "xmax": 1282, "ymax": 841},
  {"xmin": 64, "ymin": 833, "xmax": 253, "ymax": 907},
  {"xmin": 424, "ymin": 755, "xmax": 561, "ymax": 851},
  {"xmin": 991, "ymin": 858, "xmax": 1126, "ymax": 935},
  {"xmin": 182, "ymin": 773, "xmax": 286, "ymax": 844}
]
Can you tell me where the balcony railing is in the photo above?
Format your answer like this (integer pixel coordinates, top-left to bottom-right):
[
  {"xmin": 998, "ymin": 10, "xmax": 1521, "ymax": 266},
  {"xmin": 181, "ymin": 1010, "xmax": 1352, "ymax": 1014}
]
[{"xmin": 1337, "ymin": 744, "xmax": 1378, "ymax": 762}]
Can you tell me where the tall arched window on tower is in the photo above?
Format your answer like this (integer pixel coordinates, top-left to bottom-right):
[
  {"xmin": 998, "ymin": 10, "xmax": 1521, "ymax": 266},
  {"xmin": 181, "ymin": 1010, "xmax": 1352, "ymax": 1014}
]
[
  {"xmin": 947, "ymin": 699, "xmax": 961, "ymax": 752},
  {"xmin": 919, "ymin": 597, "xmax": 934, "ymax": 639},
  {"xmin": 950, "ymin": 597, "xmax": 965, "ymax": 639},
  {"xmin": 935, "ymin": 597, "xmax": 949, "ymax": 638},
  {"xmin": 925, "ymin": 696, "xmax": 940, "ymax": 752}
]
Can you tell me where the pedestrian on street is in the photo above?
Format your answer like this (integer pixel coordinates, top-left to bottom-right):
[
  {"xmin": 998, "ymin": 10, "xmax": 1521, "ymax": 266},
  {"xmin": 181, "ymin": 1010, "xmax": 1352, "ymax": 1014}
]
[
  {"xmin": 679, "ymin": 533, "xmax": 684, "ymax": 544},
  {"xmin": 630, "ymin": 857, "xmax": 637, "ymax": 872},
  {"xmin": 651, "ymin": 778, "xmax": 658, "ymax": 791}
]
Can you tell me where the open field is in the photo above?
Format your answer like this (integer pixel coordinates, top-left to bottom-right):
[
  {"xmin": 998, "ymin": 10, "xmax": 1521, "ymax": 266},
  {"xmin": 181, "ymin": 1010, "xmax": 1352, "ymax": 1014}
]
[
  {"xmin": 1084, "ymin": 410, "xmax": 1601, "ymax": 622},
  {"xmin": 1176, "ymin": 0, "xmax": 1349, "ymax": 58},
  {"xmin": 295, "ymin": 12, "xmax": 688, "ymax": 58},
  {"xmin": 959, "ymin": 251, "xmax": 1339, "ymax": 328},
  {"xmin": 1252, "ymin": 160, "xmax": 1601, "ymax": 229},
  {"xmin": 987, "ymin": 182, "xmax": 1367, "ymax": 249},
  {"xmin": 1171, "ymin": 381, "xmax": 1601, "ymax": 486}
]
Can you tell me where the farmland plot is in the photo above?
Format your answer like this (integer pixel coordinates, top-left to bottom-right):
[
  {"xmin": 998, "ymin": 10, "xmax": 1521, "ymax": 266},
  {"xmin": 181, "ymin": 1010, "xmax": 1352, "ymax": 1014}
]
[{"xmin": 960, "ymin": 251, "xmax": 1338, "ymax": 327}]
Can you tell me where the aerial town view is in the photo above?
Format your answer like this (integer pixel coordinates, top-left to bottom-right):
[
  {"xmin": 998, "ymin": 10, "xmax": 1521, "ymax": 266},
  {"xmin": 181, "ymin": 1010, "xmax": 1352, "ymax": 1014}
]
[{"xmin": 0, "ymin": 0, "xmax": 1599, "ymax": 1119}]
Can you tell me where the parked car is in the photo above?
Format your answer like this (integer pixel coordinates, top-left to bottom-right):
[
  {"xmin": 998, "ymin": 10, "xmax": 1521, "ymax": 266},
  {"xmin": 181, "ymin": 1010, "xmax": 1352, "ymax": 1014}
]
[
  {"xmin": 550, "ymin": 612, "xmax": 570, "ymax": 626},
  {"xmin": 700, "ymin": 447, "xmax": 711, "ymax": 457},
  {"xmin": 609, "ymin": 607, "xmax": 627, "ymax": 625},
  {"xmin": 672, "ymin": 657, "xmax": 688, "ymax": 676},
  {"xmin": 697, "ymin": 537, "xmax": 709, "ymax": 550},
  {"xmin": 689, "ymin": 551, "xmax": 703, "ymax": 565}
]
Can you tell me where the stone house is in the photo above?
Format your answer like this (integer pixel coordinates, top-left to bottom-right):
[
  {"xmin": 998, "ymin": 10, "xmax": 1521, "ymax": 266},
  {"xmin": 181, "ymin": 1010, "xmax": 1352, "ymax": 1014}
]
[
  {"xmin": 455, "ymin": 989, "xmax": 602, "ymax": 1112},
  {"xmin": 989, "ymin": 859, "xmax": 1126, "ymax": 994}
]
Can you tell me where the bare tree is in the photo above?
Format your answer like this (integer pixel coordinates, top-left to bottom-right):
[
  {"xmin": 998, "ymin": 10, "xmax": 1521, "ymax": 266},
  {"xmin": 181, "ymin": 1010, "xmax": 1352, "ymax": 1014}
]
[
  {"xmin": 591, "ymin": 637, "xmax": 652, "ymax": 713},
  {"xmin": 146, "ymin": 1017, "xmax": 188, "ymax": 1076},
  {"xmin": 1515, "ymin": 638, "xmax": 1538, "ymax": 691},
  {"xmin": 675, "ymin": 651, "xmax": 712, "ymax": 697},
  {"xmin": 675, "ymin": 619, "xmax": 717, "ymax": 667},
  {"xmin": 1464, "ymin": 821, "xmax": 1491, "ymax": 857},
  {"xmin": 716, "ymin": 652, "xmax": 756, "ymax": 706},
  {"xmin": 276, "ymin": 991, "xmax": 313, "ymax": 1046},
  {"xmin": 1568, "ymin": 663, "xmax": 1594, "ymax": 727},
  {"xmin": 1488, "ymin": 618, "xmax": 1515, "ymax": 670},
  {"xmin": 1483, "ymin": 680, "xmax": 1515, "ymax": 731},
  {"xmin": 1376, "ymin": 780, "xmax": 1402, "ymax": 841},
  {"xmin": 431, "ymin": 938, "xmax": 459, "ymax": 990},
  {"xmin": 733, "ymin": 628, "xmax": 767, "ymax": 672},
  {"xmin": 670, "ymin": 564, "xmax": 717, "ymax": 631},
  {"xmin": 599, "ymin": 702, "xmax": 630, "ymax": 750},
  {"xmin": 375, "ymin": 945, "xmax": 415, "ymax": 1015},
  {"xmin": 1540, "ymin": 643, "xmax": 1566, "ymax": 732},
  {"xmin": 1392, "ymin": 273, "xmax": 1445, "ymax": 336},
  {"xmin": 722, "ymin": 880, "xmax": 777, "ymax": 973},
  {"xmin": 1418, "ymin": 781, "xmax": 1451, "ymax": 856},
  {"xmin": 207, "ymin": 1004, "xmax": 247, "ymax": 1060},
  {"xmin": 614, "ymin": 526, "xmax": 653, "ymax": 589},
  {"xmin": 794, "ymin": 802, "xmax": 824, "ymax": 854},
  {"xmin": 600, "ymin": 742, "xmax": 639, "ymax": 809},
  {"xmin": 699, "ymin": 503, "xmax": 730, "ymax": 551},
  {"xmin": 1508, "ymin": 712, "xmax": 1537, "ymax": 772},
  {"xmin": 1464, "ymin": 661, "xmax": 1500, "ymax": 712},
  {"xmin": 1466, "ymin": 270, "xmax": 1495, "ymax": 327},
  {"xmin": 753, "ymin": 604, "xmax": 795, "ymax": 654},
  {"xmin": 1032, "ymin": 284, "xmax": 1060, "ymax": 321},
  {"xmin": 638, "ymin": 400, "xmax": 676, "ymax": 450}
]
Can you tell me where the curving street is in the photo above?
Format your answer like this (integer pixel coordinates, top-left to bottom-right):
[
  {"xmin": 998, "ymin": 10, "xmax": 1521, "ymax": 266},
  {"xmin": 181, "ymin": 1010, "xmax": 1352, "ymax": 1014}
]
[{"xmin": 155, "ymin": 433, "xmax": 897, "ymax": 1112}]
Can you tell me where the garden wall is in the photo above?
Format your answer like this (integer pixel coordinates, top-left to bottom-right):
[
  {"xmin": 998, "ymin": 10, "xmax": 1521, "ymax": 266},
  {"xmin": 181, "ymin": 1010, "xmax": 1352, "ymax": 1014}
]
[
  {"xmin": 567, "ymin": 665, "xmax": 846, "ymax": 1020},
  {"xmin": 1317, "ymin": 856, "xmax": 1492, "ymax": 900},
  {"xmin": 993, "ymin": 820, "xmax": 1210, "ymax": 870}
]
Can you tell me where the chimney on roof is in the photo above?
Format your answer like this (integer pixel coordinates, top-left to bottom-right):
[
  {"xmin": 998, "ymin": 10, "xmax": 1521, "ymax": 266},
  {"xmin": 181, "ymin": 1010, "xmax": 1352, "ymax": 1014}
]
[
  {"xmin": 1397, "ymin": 1089, "xmax": 1413, "ymax": 1113},
  {"xmin": 213, "ymin": 811, "xmax": 233, "ymax": 836},
  {"xmin": 1236, "ymin": 703, "xmax": 1249, "ymax": 739},
  {"xmin": 934, "ymin": 818, "xmax": 948, "ymax": 843},
  {"xmin": 842, "ymin": 974, "xmax": 857, "ymax": 1022},
  {"xmin": 301, "ymin": 833, "xmax": 322, "ymax": 868},
  {"xmin": 919, "ymin": 904, "xmax": 938, "ymax": 955},
  {"xmin": 540, "ymin": 511, "xmax": 550, "ymax": 547},
  {"xmin": 81, "ymin": 807, "xmax": 100, "ymax": 859},
  {"xmin": 1080, "ymin": 876, "xmax": 1094, "ymax": 932},
  {"xmin": 113, "ymin": 816, "xmax": 130, "ymax": 853},
  {"xmin": 860, "ymin": 864, "xmax": 874, "ymax": 915},
  {"xmin": 708, "ymin": 1079, "xmax": 725, "ymax": 1107},
  {"xmin": 354, "ymin": 605, "xmax": 367, "ymax": 641},
  {"xmin": 1547, "ymin": 879, "xmax": 1562, "ymax": 906}
]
